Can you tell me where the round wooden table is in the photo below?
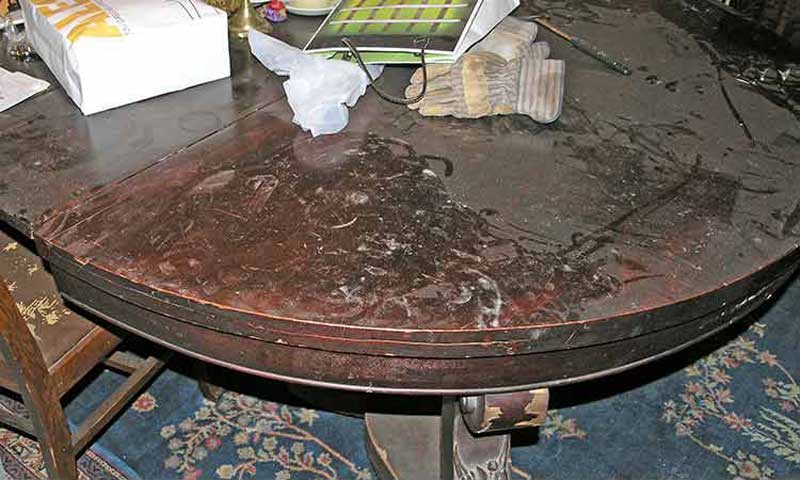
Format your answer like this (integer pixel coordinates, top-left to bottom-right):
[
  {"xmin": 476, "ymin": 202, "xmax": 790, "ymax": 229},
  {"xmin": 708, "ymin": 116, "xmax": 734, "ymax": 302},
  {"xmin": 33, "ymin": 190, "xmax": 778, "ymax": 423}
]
[{"xmin": 16, "ymin": 1, "xmax": 800, "ymax": 478}]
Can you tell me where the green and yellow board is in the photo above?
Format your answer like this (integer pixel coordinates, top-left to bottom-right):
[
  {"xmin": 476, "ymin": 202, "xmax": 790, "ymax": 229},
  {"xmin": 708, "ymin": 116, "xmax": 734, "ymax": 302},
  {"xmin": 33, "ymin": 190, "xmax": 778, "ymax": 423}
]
[{"xmin": 304, "ymin": 0, "xmax": 484, "ymax": 64}]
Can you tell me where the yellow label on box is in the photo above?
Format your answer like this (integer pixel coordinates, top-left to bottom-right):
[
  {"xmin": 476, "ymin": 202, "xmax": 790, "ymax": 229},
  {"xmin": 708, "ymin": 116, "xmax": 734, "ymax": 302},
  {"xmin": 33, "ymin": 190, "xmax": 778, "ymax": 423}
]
[{"xmin": 30, "ymin": 0, "xmax": 121, "ymax": 43}]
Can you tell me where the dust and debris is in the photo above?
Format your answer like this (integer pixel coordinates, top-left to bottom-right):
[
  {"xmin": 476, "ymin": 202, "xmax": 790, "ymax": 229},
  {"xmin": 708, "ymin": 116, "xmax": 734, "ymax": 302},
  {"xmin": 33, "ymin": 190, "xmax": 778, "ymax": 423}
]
[{"xmin": 112, "ymin": 132, "xmax": 620, "ymax": 330}]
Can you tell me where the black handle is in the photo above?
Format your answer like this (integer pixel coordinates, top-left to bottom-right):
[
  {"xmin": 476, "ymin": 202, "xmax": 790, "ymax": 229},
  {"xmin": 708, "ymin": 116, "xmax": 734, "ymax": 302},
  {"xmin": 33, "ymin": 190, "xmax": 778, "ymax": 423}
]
[{"xmin": 341, "ymin": 37, "xmax": 431, "ymax": 105}]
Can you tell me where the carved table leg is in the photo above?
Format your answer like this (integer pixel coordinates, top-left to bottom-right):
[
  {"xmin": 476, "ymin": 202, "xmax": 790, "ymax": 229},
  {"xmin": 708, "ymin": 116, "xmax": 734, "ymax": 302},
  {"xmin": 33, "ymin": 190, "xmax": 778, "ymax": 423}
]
[{"xmin": 366, "ymin": 390, "xmax": 548, "ymax": 480}]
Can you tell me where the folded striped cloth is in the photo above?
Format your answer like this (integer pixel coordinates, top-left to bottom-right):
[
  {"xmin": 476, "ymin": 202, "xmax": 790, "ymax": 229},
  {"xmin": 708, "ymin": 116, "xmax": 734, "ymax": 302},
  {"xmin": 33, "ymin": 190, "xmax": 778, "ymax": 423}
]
[{"xmin": 405, "ymin": 17, "xmax": 565, "ymax": 124}]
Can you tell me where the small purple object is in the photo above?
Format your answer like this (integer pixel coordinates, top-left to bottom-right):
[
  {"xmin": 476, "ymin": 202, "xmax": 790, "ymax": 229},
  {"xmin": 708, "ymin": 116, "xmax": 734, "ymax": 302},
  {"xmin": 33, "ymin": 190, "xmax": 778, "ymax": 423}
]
[{"xmin": 264, "ymin": 0, "xmax": 288, "ymax": 23}]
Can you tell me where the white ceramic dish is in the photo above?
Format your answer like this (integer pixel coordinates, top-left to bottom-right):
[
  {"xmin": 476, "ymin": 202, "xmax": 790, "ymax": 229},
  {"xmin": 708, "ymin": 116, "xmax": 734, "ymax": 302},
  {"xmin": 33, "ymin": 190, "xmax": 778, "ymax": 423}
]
[{"xmin": 285, "ymin": 5, "xmax": 334, "ymax": 16}]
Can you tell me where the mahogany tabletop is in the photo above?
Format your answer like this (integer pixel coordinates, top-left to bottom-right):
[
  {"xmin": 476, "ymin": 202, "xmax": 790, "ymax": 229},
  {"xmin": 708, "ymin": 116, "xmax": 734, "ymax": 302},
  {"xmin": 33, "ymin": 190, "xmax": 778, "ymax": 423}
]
[
  {"xmin": 4, "ymin": 1, "xmax": 800, "ymax": 394},
  {"xmin": 0, "ymin": 35, "xmax": 285, "ymax": 236}
]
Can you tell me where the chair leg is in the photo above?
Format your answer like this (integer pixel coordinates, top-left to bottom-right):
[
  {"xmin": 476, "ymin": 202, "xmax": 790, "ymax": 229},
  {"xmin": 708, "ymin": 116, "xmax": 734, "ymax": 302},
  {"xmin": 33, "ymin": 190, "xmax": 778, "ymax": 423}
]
[
  {"xmin": 0, "ymin": 281, "xmax": 77, "ymax": 479},
  {"xmin": 194, "ymin": 362, "xmax": 225, "ymax": 403},
  {"xmin": 24, "ymin": 392, "xmax": 78, "ymax": 479}
]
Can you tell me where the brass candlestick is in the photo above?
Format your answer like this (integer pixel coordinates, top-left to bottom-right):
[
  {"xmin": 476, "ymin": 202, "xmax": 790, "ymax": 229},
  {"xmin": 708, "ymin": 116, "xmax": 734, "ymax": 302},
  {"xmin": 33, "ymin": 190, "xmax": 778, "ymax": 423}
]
[{"xmin": 229, "ymin": 0, "xmax": 272, "ymax": 39}]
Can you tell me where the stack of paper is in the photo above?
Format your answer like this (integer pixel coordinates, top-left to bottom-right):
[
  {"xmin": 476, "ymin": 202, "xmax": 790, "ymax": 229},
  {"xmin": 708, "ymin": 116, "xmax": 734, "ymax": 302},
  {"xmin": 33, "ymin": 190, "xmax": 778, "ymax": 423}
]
[{"xmin": 0, "ymin": 67, "xmax": 49, "ymax": 112}]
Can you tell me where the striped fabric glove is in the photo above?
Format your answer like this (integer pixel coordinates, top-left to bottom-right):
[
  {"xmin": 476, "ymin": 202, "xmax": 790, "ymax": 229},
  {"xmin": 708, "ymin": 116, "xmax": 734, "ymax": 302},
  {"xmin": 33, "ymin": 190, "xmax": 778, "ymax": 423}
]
[
  {"xmin": 405, "ymin": 46, "xmax": 565, "ymax": 123},
  {"xmin": 470, "ymin": 16, "xmax": 541, "ymax": 61}
]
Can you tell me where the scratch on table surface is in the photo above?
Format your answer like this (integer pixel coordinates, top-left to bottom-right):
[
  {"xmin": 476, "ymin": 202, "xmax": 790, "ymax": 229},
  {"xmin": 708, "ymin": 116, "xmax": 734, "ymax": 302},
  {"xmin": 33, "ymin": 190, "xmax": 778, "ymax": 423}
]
[{"xmin": 331, "ymin": 217, "xmax": 359, "ymax": 230}]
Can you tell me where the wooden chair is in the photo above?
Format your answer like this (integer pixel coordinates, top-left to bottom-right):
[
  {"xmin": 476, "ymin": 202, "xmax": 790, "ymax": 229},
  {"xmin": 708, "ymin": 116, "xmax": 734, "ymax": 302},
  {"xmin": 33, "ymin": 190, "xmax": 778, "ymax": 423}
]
[{"xmin": 0, "ymin": 232, "xmax": 167, "ymax": 479}]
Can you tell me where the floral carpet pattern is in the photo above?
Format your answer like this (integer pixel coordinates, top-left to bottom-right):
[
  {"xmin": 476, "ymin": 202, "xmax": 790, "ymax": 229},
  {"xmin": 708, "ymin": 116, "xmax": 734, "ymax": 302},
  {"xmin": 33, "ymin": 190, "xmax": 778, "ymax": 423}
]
[
  {"xmin": 662, "ymin": 322, "xmax": 799, "ymax": 479},
  {"xmin": 0, "ymin": 232, "xmax": 798, "ymax": 478},
  {"xmin": 160, "ymin": 394, "xmax": 372, "ymax": 480}
]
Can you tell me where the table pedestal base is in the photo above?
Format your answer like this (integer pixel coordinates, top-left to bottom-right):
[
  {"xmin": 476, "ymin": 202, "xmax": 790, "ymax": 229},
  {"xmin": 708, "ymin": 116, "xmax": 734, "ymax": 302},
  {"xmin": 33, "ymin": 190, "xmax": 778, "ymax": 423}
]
[{"xmin": 365, "ymin": 398, "xmax": 512, "ymax": 480}]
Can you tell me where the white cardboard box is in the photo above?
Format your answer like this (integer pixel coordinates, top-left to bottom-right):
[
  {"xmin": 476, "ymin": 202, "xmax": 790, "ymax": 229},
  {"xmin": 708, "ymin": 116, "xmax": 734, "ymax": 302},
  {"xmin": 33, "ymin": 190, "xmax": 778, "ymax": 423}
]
[{"xmin": 21, "ymin": 0, "xmax": 230, "ymax": 115}]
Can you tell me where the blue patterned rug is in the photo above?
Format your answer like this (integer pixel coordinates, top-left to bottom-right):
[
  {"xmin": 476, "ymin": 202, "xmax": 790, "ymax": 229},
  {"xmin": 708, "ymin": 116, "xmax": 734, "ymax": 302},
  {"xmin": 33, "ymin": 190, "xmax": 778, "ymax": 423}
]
[{"xmin": 1, "ymin": 274, "xmax": 798, "ymax": 480}]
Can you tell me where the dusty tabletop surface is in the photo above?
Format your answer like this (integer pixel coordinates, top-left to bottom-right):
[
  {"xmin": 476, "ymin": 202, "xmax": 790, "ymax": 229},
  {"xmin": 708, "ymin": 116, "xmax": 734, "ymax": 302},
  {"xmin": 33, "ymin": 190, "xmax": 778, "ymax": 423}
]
[{"xmin": 16, "ymin": 0, "xmax": 800, "ymax": 358}]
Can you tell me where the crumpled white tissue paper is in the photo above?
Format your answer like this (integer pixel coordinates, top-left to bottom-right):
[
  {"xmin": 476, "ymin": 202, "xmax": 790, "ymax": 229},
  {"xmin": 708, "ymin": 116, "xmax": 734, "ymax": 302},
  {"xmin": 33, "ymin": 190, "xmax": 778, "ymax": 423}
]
[
  {"xmin": 248, "ymin": 30, "xmax": 383, "ymax": 137},
  {"xmin": 0, "ymin": 67, "xmax": 49, "ymax": 113}
]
